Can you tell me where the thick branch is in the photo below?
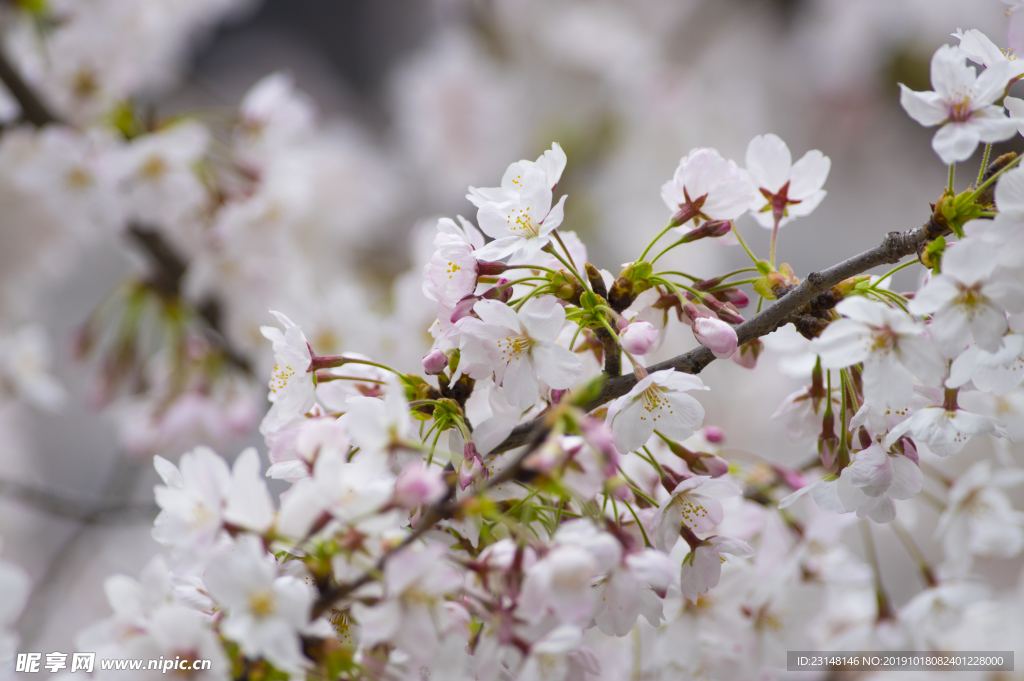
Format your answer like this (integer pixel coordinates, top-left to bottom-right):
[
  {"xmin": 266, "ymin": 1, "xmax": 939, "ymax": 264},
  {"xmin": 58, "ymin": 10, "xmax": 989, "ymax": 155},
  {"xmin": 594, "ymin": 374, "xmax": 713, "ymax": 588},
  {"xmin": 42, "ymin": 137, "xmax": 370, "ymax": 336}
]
[
  {"xmin": 491, "ymin": 221, "xmax": 943, "ymax": 454},
  {"xmin": 0, "ymin": 45, "xmax": 56, "ymax": 126}
]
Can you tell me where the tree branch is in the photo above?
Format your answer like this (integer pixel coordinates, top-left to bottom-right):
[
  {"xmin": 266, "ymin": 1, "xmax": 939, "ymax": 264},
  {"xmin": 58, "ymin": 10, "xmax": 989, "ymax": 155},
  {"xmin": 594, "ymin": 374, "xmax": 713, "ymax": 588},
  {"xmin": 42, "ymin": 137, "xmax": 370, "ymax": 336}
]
[
  {"xmin": 0, "ymin": 44, "xmax": 57, "ymax": 127},
  {"xmin": 0, "ymin": 476, "xmax": 159, "ymax": 523},
  {"xmin": 491, "ymin": 220, "xmax": 944, "ymax": 454}
]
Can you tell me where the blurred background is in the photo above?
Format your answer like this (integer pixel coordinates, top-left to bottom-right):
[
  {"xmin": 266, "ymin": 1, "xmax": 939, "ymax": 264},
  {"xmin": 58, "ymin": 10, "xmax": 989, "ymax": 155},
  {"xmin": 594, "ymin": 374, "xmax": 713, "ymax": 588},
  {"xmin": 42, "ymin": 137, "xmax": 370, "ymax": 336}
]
[{"xmin": 1, "ymin": 0, "xmax": 1021, "ymax": 661}]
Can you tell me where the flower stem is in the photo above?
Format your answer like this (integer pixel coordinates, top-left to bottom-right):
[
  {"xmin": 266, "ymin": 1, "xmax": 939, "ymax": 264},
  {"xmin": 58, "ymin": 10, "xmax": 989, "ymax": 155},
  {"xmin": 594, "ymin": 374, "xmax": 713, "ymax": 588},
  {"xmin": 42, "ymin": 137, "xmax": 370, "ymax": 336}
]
[
  {"xmin": 948, "ymin": 163, "xmax": 955, "ymax": 194},
  {"xmin": 891, "ymin": 520, "xmax": 938, "ymax": 587},
  {"xmin": 552, "ymin": 229, "xmax": 578, "ymax": 270},
  {"xmin": 977, "ymin": 143, "xmax": 993, "ymax": 185},
  {"xmin": 638, "ymin": 221, "xmax": 676, "ymax": 262},
  {"xmin": 731, "ymin": 223, "xmax": 761, "ymax": 265},
  {"xmin": 869, "ymin": 259, "xmax": 917, "ymax": 288},
  {"xmin": 967, "ymin": 153, "xmax": 1022, "ymax": 202},
  {"xmin": 860, "ymin": 520, "xmax": 894, "ymax": 620},
  {"xmin": 545, "ymin": 246, "xmax": 592, "ymax": 295},
  {"xmin": 769, "ymin": 219, "xmax": 780, "ymax": 268}
]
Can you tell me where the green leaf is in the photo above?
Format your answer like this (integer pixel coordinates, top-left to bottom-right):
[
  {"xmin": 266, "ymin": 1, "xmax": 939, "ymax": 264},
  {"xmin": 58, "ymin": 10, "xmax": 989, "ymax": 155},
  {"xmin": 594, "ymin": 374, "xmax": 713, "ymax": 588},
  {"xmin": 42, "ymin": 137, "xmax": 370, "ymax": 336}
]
[
  {"xmin": 752, "ymin": 277, "xmax": 775, "ymax": 300},
  {"xmin": 755, "ymin": 259, "xmax": 773, "ymax": 276}
]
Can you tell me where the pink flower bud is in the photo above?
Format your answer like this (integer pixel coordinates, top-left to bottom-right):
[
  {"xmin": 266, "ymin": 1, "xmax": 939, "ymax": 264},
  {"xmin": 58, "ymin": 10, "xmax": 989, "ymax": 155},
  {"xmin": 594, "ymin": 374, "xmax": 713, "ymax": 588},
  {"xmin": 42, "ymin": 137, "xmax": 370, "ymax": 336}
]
[
  {"xmin": 458, "ymin": 442, "xmax": 488, "ymax": 490},
  {"xmin": 692, "ymin": 317, "xmax": 738, "ymax": 358},
  {"xmin": 714, "ymin": 287, "xmax": 749, "ymax": 308},
  {"xmin": 394, "ymin": 463, "xmax": 448, "ymax": 507},
  {"xmin": 620, "ymin": 320, "xmax": 659, "ymax": 355},
  {"xmin": 695, "ymin": 452, "xmax": 730, "ymax": 477},
  {"xmin": 703, "ymin": 426, "xmax": 724, "ymax": 443},
  {"xmin": 772, "ymin": 465, "xmax": 807, "ymax": 490},
  {"xmin": 422, "ymin": 348, "xmax": 448, "ymax": 375}
]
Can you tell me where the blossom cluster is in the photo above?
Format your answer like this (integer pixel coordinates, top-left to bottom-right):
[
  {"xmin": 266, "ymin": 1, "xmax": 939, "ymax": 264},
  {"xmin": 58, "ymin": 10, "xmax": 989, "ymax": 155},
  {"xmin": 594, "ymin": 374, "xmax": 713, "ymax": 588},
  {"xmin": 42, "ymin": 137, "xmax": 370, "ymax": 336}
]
[{"xmin": 2, "ymin": 3, "xmax": 1024, "ymax": 680}]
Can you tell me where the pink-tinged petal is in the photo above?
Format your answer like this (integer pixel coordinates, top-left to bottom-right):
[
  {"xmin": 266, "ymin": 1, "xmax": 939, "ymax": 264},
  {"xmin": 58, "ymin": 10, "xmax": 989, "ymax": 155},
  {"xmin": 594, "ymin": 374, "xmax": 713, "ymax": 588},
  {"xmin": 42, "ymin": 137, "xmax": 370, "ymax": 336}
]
[
  {"xmin": 539, "ymin": 194, "xmax": 568, "ymax": 234},
  {"xmin": 866, "ymin": 496, "xmax": 897, "ymax": 523},
  {"xmin": 974, "ymin": 60, "xmax": 1014, "ymax": 104},
  {"xmin": 932, "ymin": 122, "xmax": 982, "ymax": 164},
  {"xmin": 930, "ymin": 45, "xmax": 973, "ymax": 99},
  {"xmin": 532, "ymin": 341, "xmax": 583, "ymax": 390},
  {"xmin": 474, "ymin": 236, "xmax": 524, "ymax": 261},
  {"xmin": 898, "ymin": 85, "xmax": 948, "ymax": 127},
  {"xmin": 473, "ymin": 298, "xmax": 522, "ymax": 332},
  {"xmin": 610, "ymin": 399, "xmax": 656, "ymax": 453},
  {"xmin": 655, "ymin": 502, "xmax": 683, "ymax": 551},
  {"xmin": 745, "ymin": 133, "xmax": 792, "ymax": 193},
  {"xmin": 995, "ymin": 166, "xmax": 1024, "ymax": 217},
  {"xmin": 788, "ymin": 150, "xmax": 831, "ymax": 199},
  {"xmin": 502, "ymin": 356, "xmax": 540, "ymax": 409},
  {"xmin": 888, "ymin": 455, "xmax": 923, "ymax": 500},
  {"xmin": 659, "ymin": 392, "xmax": 706, "ymax": 441},
  {"xmin": 969, "ymin": 107, "xmax": 1020, "ymax": 143},
  {"xmin": 518, "ymin": 295, "xmax": 566, "ymax": 341},
  {"xmin": 660, "ymin": 179, "xmax": 686, "ymax": 212},
  {"xmin": 847, "ymin": 444, "xmax": 894, "ymax": 496}
]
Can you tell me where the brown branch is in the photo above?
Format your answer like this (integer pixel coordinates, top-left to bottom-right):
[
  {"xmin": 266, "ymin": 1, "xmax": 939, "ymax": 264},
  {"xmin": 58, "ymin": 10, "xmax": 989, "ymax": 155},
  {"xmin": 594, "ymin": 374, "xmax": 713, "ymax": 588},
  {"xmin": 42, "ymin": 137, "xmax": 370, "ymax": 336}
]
[
  {"xmin": 0, "ymin": 44, "xmax": 57, "ymax": 127},
  {"xmin": 0, "ymin": 476, "xmax": 159, "ymax": 523},
  {"xmin": 491, "ymin": 220, "xmax": 945, "ymax": 454}
]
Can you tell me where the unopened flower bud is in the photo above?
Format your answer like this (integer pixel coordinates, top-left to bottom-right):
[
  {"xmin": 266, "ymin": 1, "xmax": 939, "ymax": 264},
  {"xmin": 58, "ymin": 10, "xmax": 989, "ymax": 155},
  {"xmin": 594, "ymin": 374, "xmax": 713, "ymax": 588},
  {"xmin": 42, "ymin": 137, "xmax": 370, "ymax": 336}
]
[
  {"xmin": 551, "ymin": 270, "xmax": 582, "ymax": 302},
  {"xmin": 702, "ymin": 296, "xmax": 744, "ymax": 324},
  {"xmin": 422, "ymin": 348, "xmax": 448, "ymax": 375},
  {"xmin": 772, "ymin": 465, "xmax": 807, "ymax": 490},
  {"xmin": 665, "ymin": 440, "xmax": 728, "ymax": 477},
  {"xmin": 692, "ymin": 317, "xmax": 738, "ymax": 358},
  {"xmin": 713, "ymin": 287, "xmax": 749, "ymax": 308},
  {"xmin": 703, "ymin": 426, "xmax": 724, "ymax": 443},
  {"xmin": 477, "ymin": 260, "xmax": 509, "ymax": 276},
  {"xmin": 694, "ymin": 277, "xmax": 722, "ymax": 291},
  {"xmin": 680, "ymin": 219, "xmax": 732, "ymax": 242},
  {"xmin": 394, "ymin": 463, "xmax": 447, "ymax": 507},
  {"xmin": 458, "ymin": 442, "xmax": 488, "ymax": 490},
  {"xmin": 608, "ymin": 276, "xmax": 635, "ymax": 311},
  {"xmin": 481, "ymin": 278, "xmax": 513, "ymax": 303},
  {"xmin": 620, "ymin": 320, "xmax": 659, "ymax": 355}
]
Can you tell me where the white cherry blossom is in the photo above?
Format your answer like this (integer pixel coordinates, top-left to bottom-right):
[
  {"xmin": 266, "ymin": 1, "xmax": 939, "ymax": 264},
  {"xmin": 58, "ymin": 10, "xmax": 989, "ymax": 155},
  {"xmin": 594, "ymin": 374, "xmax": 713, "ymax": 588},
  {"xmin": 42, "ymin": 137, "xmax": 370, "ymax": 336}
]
[
  {"xmin": 660, "ymin": 147, "xmax": 756, "ymax": 232},
  {"xmin": 205, "ymin": 535, "xmax": 323, "ymax": 675},
  {"xmin": 259, "ymin": 310, "xmax": 316, "ymax": 435},
  {"xmin": 813, "ymin": 297, "xmax": 945, "ymax": 407},
  {"xmin": 744, "ymin": 133, "xmax": 830, "ymax": 230},
  {"xmin": 899, "ymin": 44, "xmax": 1016, "ymax": 164},
  {"xmin": 456, "ymin": 296, "xmax": 582, "ymax": 409},
  {"xmin": 593, "ymin": 549, "xmax": 673, "ymax": 636},
  {"xmin": 654, "ymin": 476, "xmax": 743, "ymax": 551},
  {"xmin": 954, "ymin": 29, "xmax": 1024, "ymax": 79},
  {"xmin": 605, "ymin": 369, "xmax": 708, "ymax": 453},
  {"xmin": 884, "ymin": 391, "xmax": 1006, "ymax": 457},
  {"xmin": 909, "ymin": 239, "xmax": 1024, "ymax": 356},
  {"xmin": 679, "ymin": 536, "xmax": 755, "ymax": 603}
]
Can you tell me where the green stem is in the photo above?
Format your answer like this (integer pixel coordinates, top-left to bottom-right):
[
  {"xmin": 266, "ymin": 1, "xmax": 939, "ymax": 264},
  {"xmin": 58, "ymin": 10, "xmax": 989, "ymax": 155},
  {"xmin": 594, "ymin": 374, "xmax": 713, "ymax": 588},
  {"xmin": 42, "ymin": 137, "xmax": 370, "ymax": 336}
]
[
  {"xmin": 650, "ymin": 239, "xmax": 685, "ymax": 265},
  {"xmin": 552, "ymin": 229, "xmax": 579, "ymax": 270},
  {"xmin": 869, "ymin": 259, "xmax": 917, "ymax": 288},
  {"xmin": 638, "ymin": 221, "xmax": 676, "ymax": 262},
  {"xmin": 546, "ymin": 247, "xmax": 592, "ymax": 295},
  {"xmin": 978, "ymin": 143, "xmax": 993, "ymax": 185},
  {"xmin": 948, "ymin": 163, "xmax": 955, "ymax": 194},
  {"xmin": 967, "ymin": 153, "xmax": 1022, "ymax": 201},
  {"xmin": 512, "ymin": 285, "xmax": 553, "ymax": 310},
  {"xmin": 624, "ymin": 501, "xmax": 653, "ymax": 548},
  {"xmin": 653, "ymin": 270, "xmax": 701, "ymax": 281},
  {"xmin": 708, "ymin": 278, "xmax": 758, "ymax": 290},
  {"xmin": 769, "ymin": 220, "xmax": 780, "ymax": 268},
  {"xmin": 732, "ymin": 224, "xmax": 761, "ymax": 265},
  {"xmin": 495, "ymin": 276, "xmax": 549, "ymax": 292}
]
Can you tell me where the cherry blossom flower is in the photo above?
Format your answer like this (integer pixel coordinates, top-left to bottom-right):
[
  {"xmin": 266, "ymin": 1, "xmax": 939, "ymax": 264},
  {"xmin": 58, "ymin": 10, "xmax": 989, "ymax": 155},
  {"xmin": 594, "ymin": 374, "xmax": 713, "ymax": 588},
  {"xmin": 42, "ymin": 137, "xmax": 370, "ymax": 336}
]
[
  {"xmin": 152, "ymin": 446, "xmax": 274, "ymax": 553},
  {"xmin": 884, "ymin": 391, "xmax": 1006, "ymax": 457},
  {"xmin": 423, "ymin": 216, "xmax": 487, "ymax": 330},
  {"xmin": 744, "ymin": 133, "xmax": 830, "ymax": 230},
  {"xmin": 660, "ymin": 148, "xmax": 756, "ymax": 232},
  {"xmin": 0, "ymin": 324, "xmax": 67, "ymax": 410},
  {"xmin": 936, "ymin": 460, "xmax": 1024, "ymax": 573},
  {"xmin": 351, "ymin": 543, "xmax": 463, "ymax": 662},
  {"xmin": 593, "ymin": 549, "xmax": 674, "ymax": 636},
  {"xmin": 679, "ymin": 536, "xmax": 755, "ymax": 603},
  {"xmin": 836, "ymin": 443, "xmax": 921, "ymax": 523},
  {"xmin": 469, "ymin": 144, "xmax": 569, "ymax": 262},
  {"xmin": 654, "ymin": 476, "xmax": 743, "ymax": 550},
  {"xmin": 341, "ymin": 378, "xmax": 415, "ymax": 459},
  {"xmin": 205, "ymin": 535, "xmax": 325, "ymax": 675},
  {"xmin": 899, "ymin": 44, "xmax": 1016, "ymax": 164},
  {"xmin": 259, "ymin": 311, "xmax": 316, "ymax": 435},
  {"xmin": 954, "ymin": 29, "xmax": 1024, "ymax": 80},
  {"xmin": 691, "ymin": 316, "xmax": 739, "ymax": 359},
  {"xmin": 517, "ymin": 625, "xmax": 599, "ymax": 681},
  {"xmin": 605, "ymin": 369, "xmax": 708, "ymax": 453},
  {"xmin": 457, "ymin": 296, "xmax": 582, "ymax": 409},
  {"xmin": 909, "ymin": 239, "xmax": 1024, "ymax": 356},
  {"xmin": 813, "ymin": 297, "xmax": 945, "ymax": 407},
  {"xmin": 946, "ymin": 327, "xmax": 1024, "ymax": 396}
]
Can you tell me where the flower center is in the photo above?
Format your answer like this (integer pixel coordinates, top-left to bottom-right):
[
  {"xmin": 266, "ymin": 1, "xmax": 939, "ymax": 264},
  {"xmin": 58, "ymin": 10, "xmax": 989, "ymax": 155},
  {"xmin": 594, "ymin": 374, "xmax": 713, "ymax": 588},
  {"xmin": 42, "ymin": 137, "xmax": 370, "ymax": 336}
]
[
  {"xmin": 249, "ymin": 588, "xmax": 276, "ymax": 618},
  {"xmin": 269, "ymin": 363, "xmax": 296, "ymax": 393},
  {"xmin": 954, "ymin": 285, "xmax": 986, "ymax": 319},
  {"xmin": 869, "ymin": 327, "xmax": 898, "ymax": 354},
  {"xmin": 674, "ymin": 494, "xmax": 709, "ymax": 525},
  {"xmin": 506, "ymin": 206, "xmax": 539, "ymax": 238},
  {"xmin": 497, "ymin": 335, "xmax": 533, "ymax": 362},
  {"xmin": 948, "ymin": 95, "xmax": 973, "ymax": 123},
  {"xmin": 638, "ymin": 386, "xmax": 673, "ymax": 423}
]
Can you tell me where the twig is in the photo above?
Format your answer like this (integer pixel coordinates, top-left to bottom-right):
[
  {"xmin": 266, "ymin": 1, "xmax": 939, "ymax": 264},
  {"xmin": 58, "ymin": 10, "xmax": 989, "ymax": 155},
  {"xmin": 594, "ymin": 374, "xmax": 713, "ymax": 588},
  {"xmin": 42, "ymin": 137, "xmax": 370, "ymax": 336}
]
[
  {"xmin": 0, "ymin": 476, "xmax": 158, "ymax": 523},
  {"xmin": 0, "ymin": 44, "xmax": 57, "ymax": 126},
  {"xmin": 491, "ymin": 220, "xmax": 946, "ymax": 454}
]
